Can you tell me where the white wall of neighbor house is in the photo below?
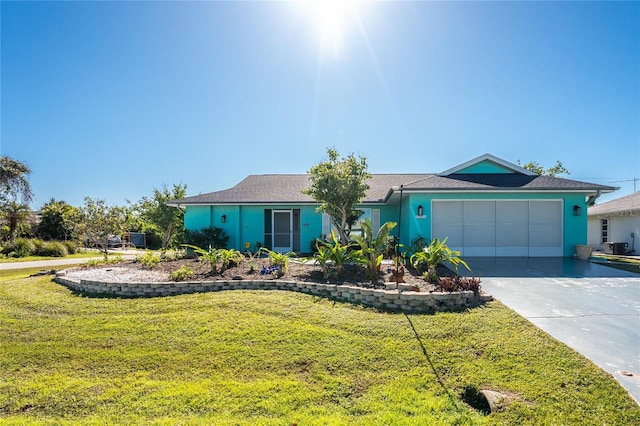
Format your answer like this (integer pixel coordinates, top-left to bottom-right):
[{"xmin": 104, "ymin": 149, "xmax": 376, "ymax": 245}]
[{"xmin": 588, "ymin": 216, "xmax": 640, "ymax": 251}]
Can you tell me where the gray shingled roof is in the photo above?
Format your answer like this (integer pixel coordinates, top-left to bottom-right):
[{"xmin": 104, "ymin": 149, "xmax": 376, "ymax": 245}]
[
  {"xmin": 169, "ymin": 173, "xmax": 615, "ymax": 206},
  {"xmin": 588, "ymin": 192, "xmax": 640, "ymax": 217}
]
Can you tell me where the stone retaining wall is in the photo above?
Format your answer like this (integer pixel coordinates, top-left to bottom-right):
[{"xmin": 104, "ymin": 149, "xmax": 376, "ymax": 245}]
[{"xmin": 54, "ymin": 272, "xmax": 492, "ymax": 314}]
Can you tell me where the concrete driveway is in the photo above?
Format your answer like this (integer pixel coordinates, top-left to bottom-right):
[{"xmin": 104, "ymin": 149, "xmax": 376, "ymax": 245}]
[{"xmin": 467, "ymin": 257, "xmax": 640, "ymax": 404}]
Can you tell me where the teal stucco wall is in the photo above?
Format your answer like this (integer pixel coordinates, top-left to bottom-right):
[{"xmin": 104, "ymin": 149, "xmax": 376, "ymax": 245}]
[
  {"xmin": 403, "ymin": 192, "xmax": 588, "ymax": 256},
  {"xmin": 182, "ymin": 192, "xmax": 588, "ymax": 256}
]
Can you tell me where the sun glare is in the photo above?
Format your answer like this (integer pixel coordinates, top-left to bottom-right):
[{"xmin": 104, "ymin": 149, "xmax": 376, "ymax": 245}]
[{"xmin": 304, "ymin": 0, "xmax": 361, "ymax": 57}]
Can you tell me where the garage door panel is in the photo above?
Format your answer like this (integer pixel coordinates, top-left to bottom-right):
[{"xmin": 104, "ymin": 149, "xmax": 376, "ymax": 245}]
[
  {"xmin": 530, "ymin": 200, "xmax": 562, "ymax": 222},
  {"xmin": 529, "ymin": 224, "xmax": 562, "ymax": 247},
  {"xmin": 433, "ymin": 201, "xmax": 463, "ymax": 224},
  {"xmin": 497, "ymin": 223, "xmax": 529, "ymax": 247},
  {"xmin": 464, "ymin": 224, "xmax": 496, "ymax": 246},
  {"xmin": 433, "ymin": 224, "xmax": 463, "ymax": 247},
  {"xmin": 464, "ymin": 201, "xmax": 495, "ymax": 223},
  {"xmin": 496, "ymin": 201, "xmax": 529, "ymax": 224}
]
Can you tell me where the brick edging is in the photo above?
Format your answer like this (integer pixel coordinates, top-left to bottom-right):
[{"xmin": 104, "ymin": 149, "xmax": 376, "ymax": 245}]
[{"xmin": 54, "ymin": 271, "xmax": 493, "ymax": 313}]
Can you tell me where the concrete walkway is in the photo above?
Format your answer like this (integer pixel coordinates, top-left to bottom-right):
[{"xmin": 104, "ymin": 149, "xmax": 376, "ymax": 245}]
[
  {"xmin": 467, "ymin": 257, "xmax": 640, "ymax": 404},
  {"xmin": 0, "ymin": 250, "xmax": 140, "ymax": 270}
]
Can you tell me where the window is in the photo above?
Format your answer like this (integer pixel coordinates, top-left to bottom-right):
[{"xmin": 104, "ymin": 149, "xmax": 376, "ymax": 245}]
[
  {"xmin": 601, "ymin": 219, "xmax": 608, "ymax": 244},
  {"xmin": 349, "ymin": 208, "xmax": 372, "ymax": 236}
]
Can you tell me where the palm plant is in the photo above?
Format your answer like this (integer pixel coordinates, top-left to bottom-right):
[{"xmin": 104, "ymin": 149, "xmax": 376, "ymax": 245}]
[
  {"xmin": 182, "ymin": 244, "xmax": 222, "ymax": 274},
  {"xmin": 351, "ymin": 218, "xmax": 397, "ymax": 280},
  {"xmin": 315, "ymin": 231, "xmax": 361, "ymax": 279},
  {"xmin": 219, "ymin": 248, "xmax": 244, "ymax": 272},
  {"xmin": 259, "ymin": 247, "xmax": 296, "ymax": 274},
  {"xmin": 410, "ymin": 237, "xmax": 470, "ymax": 278},
  {"xmin": 2, "ymin": 201, "xmax": 31, "ymax": 242}
]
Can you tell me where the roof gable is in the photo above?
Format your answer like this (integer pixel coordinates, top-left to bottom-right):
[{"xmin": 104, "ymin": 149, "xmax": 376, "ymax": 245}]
[{"xmin": 439, "ymin": 153, "xmax": 537, "ymax": 176}]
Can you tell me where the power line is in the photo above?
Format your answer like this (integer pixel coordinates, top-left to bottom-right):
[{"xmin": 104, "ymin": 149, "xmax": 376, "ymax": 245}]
[{"xmin": 609, "ymin": 178, "xmax": 638, "ymax": 192}]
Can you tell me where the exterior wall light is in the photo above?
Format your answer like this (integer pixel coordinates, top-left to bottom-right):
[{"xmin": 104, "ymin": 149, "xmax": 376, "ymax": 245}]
[
  {"xmin": 573, "ymin": 205, "xmax": 581, "ymax": 216},
  {"xmin": 417, "ymin": 205, "xmax": 424, "ymax": 217},
  {"xmin": 221, "ymin": 214, "xmax": 227, "ymax": 223}
]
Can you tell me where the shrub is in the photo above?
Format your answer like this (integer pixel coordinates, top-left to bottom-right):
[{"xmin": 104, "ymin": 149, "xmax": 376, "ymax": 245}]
[
  {"xmin": 64, "ymin": 241, "xmax": 78, "ymax": 254},
  {"xmin": 31, "ymin": 238, "xmax": 45, "ymax": 255},
  {"xmin": 183, "ymin": 227, "xmax": 229, "ymax": 249},
  {"xmin": 107, "ymin": 255, "xmax": 124, "ymax": 265},
  {"xmin": 136, "ymin": 251, "xmax": 161, "ymax": 269},
  {"xmin": 87, "ymin": 258, "xmax": 105, "ymax": 267},
  {"xmin": 7, "ymin": 238, "xmax": 36, "ymax": 257},
  {"xmin": 170, "ymin": 265, "xmax": 195, "ymax": 281},
  {"xmin": 458, "ymin": 276, "xmax": 482, "ymax": 294},
  {"xmin": 39, "ymin": 241, "xmax": 68, "ymax": 257},
  {"xmin": 435, "ymin": 276, "xmax": 482, "ymax": 293}
]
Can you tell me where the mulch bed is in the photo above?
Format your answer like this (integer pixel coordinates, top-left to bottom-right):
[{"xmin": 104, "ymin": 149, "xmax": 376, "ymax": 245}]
[{"xmin": 110, "ymin": 256, "xmax": 459, "ymax": 292}]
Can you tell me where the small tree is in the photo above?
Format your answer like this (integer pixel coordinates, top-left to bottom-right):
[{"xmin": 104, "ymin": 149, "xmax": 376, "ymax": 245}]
[
  {"xmin": 37, "ymin": 198, "xmax": 80, "ymax": 241},
  {"xmin": 302, "ymin": 148, "xmax": 371, "ymax": 245},
  {"xmin": 518, "ymin": 160, "xmax": 570, "ymax": 177},
  {"xmin": 0, "ymin": 155, "xmax": 33, "ymax": 206},
  {"xmin": 137, "ymin": 184, "xmax": 187, "ymax": 252},
  {"xmin": 77, "ymin": 197, "xmax": 127, "ymax": 258}
]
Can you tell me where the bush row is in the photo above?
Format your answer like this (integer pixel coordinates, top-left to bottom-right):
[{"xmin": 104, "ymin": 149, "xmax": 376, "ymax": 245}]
[{"xmin": 1, "ymin": 238, "xmax": 78, "ymax": 258}]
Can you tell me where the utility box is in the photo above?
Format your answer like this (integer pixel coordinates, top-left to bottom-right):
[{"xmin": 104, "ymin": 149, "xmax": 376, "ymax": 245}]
[{"xmin": 603, "ymin": 242, "xmax": 628, "ymax": 255}]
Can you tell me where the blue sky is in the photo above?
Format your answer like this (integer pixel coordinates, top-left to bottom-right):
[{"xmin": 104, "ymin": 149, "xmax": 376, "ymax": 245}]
[{"xmin": 1, "ymin": 1, "xmax": 638, "ymax": 208}]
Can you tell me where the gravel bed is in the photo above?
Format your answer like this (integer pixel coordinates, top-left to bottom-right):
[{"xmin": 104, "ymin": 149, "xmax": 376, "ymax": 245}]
[{"xmin": 65, "ymin": 266, "xmax": 170, "ymax": 283}]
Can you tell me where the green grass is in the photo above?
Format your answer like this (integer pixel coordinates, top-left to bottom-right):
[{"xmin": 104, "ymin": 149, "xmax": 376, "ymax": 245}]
[
  {"xmin": 590, "ymin": 254, "xmax": 640, "ymax": 274},
  {"xmin": 1, "ymin": 274, "xmax": 638, "ymax": 425},
  {"xmin": 0, "ymin": 252, "xmax": 109, "ymax": 263}
]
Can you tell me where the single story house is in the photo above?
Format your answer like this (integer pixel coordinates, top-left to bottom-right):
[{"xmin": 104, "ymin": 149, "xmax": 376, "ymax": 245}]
[
  {"xmin": 587, "ymin": 191, "xmax": 639, "ymax": 254},
  {"xmin": 168, "ymin": 154, "xmax": 615, "ymax": 257}
]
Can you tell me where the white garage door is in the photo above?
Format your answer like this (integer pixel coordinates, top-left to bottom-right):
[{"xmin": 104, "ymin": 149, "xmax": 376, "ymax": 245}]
[{"xmin": 432, "ymin": 200, "xmax": 563, "ymax": 257}]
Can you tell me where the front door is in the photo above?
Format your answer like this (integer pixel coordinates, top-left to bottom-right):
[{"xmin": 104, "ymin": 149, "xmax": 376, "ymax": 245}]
[{"xmin": 272, "ymin": 210, "xmax": 292, "ymax": 252}]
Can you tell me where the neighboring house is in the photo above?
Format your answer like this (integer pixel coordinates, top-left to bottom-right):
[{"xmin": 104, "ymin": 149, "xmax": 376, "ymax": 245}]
[
  {"xmin": 588, "ymin": 192, "xmax": 640, "ymax": 254},
  {"xmin": 168, "ymin": 154, "xmax": 615, "ymax": 257}
]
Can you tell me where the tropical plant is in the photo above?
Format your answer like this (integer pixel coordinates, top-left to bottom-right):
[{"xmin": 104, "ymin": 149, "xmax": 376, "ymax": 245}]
[
  {"xmin": 2, "ymin": 201, "xmax": 32, "ymax": 242},
  {"xmin": 435, "ymin": 276, "xmax": 482, "ymax": 294},
  {"xmin": 410, "ymin": 237, "xmax": 470, "ymax": 278},
  {"xmin": 182, "ymin": 244, "xmax": 222, "ymax": 274},
  {"xmin": 315, "ymin": 231, "xmax": 361, "ymax": 279},
  {"xmin": 351, "ymin": 219, "xmax": 397, "ymax": 280},
  {"xmin": 302, "ymin": 148, "xmax": 371, "ymax": 244},
  {"xmin": 219, "ymin": 248, "xmax": 243, "ymax": 272},
  {"xmin": 37, "ymin": 198, "xmax": 80, "ymax": 241},
  {"xmin": 259, "ymin": 247, "xmax": 296, "ymax": 274}
]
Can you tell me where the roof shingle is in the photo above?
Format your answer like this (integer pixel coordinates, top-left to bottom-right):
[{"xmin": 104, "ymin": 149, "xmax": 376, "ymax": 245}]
[
  {"xmin": 588, "ymin": 192, "xmax": 640, "ymax": 216},
  {"xmin": 170, "ymin": 173, "xmax": 615, "ymax": 206}
]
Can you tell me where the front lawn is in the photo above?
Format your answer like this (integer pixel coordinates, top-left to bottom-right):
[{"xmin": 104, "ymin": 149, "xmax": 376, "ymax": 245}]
[
  {"xmin": 0, "ymin": 251, "xmax": 107, "ymax": 263},
  {"xmin": 1, "ymin": 271, "xmax": 638, "ymax": 425}
]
